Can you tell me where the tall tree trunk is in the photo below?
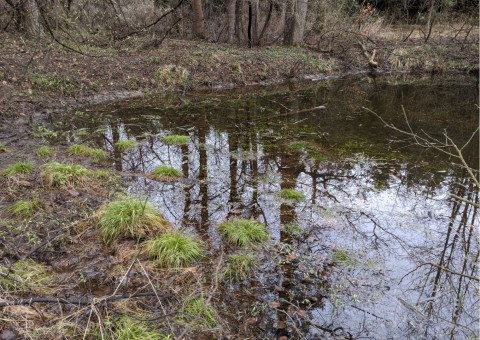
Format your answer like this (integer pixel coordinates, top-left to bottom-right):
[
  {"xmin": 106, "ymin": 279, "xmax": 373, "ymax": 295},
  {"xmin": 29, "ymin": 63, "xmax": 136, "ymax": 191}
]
[
  {"xmin": 193, "ymin": 0, "xmax": 205, "ymax": 39},
  {"xmin": 313, "ymin": 0, "xmax": 326, "ymax": 33},
  {"xmin": 292, "ymin": 0, "xmax": 308, "ymax": 44},
  {"xmin": 251, "ymin": 0, "xmax": 259, "ymax": 46},
  {"xmin": 283, "ymin": 0, "xmax": 295, "ymax": 45},
  {"xmin": 227, "ymin": 0, "xmax": 236, "ymax": 43}
]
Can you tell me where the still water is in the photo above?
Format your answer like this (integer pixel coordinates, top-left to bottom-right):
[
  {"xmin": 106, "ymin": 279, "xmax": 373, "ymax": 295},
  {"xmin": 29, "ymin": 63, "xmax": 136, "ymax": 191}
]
[{"xmin": 72, "ymin": 74, "xmax": 478, "ymax": 339}]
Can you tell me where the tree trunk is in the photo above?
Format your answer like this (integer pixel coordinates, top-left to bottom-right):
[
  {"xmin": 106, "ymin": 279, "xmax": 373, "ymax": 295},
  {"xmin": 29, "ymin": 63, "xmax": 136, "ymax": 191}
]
[
  {"xmin": 227, "ymin": 0, "xmax": 236, "ymax": 43},
  {"xmin": 292, "ymin": 0, "xmax": 308, "ymax": 45},
  {"xmin": 313, "ymin": 0, "xmax": 326, "ymax": 33},
  {"xmin": 193, "ymin": 0, "xmax": 205, "ymax": 39},
  {"xmin": 251, "ymin": 0, "xmax": 259, "ymax": 46},
  {"xmin": 283, "ymin": 0, "xmax": 295, "ymax": 45}
]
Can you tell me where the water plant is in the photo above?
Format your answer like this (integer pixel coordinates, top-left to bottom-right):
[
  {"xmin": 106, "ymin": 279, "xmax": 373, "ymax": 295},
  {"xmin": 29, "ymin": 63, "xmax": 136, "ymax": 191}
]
[
  {"xmin": 181, "ymin": 296, "xmax": 217, "ymax": 328},
  {"xmin": 280, "ymin": 189, "xmax": 305, "ymax": 202},
  {"xmin": 147, "ymin": 231, "xmax": 203, "ymax": 268},
  {"xmin": 162, "ymin": 135, "xmax": 190, "ymax": 146},
  {"xmin": 219, "ymin": 219, "xmax": 269, "ymax": 247},
  {"xmin": 151, "ymin": 165, "xmax": 182, "ymax": 180},
  {"xmin": 115, "ymin": 139, "xmax": 137, "ymax": 152},
  {"xmin": 98, "ymin": 196, "xmax": 170, "ymax": 245},
  {"xmin": 2, "ymin": 161, "xmax": 34, "ymax": 177},
  {"xmin": 7, "ymin": 199, "xmax": 40, "ymax": 218},
  {"xmin": 0, "ymin": 259, "xmax": 53, "ymax": 293},
  {"xmin": 41, "ymin": 162, "xmax": 90, "ymax": 187},
  {"xmin": 223, "ymin": 252, "xmax": 257, "ymax": 281},
  {"xmin": 67, "ymin": 144, "xmax": 107, "ymax": 163},
  {"xmin": 109, "ymin": 316, "xmax": 171, "ymax": 340},
  {"xmin": 36, "ymin": 145, "xmax": 53, "ymax": 158}
]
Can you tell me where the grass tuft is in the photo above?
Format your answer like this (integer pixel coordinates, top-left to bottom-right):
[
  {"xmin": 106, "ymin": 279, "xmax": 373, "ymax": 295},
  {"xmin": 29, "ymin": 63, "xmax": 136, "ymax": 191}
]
[
  {"xmin": 162, "ymin": 135, "xmax": 190, "ymax": 145},
  {"xmin": 98, "ymin": 196, "xmax": 170, "ymax": 245},
  {"xmin": 219, "ymin": 219, "xmax": 269, "ymax": 247},
  {"xmin": 2, "ymin": 161, "xmax": 34, "ymax": 177},
  {"xmin": 332, "ymin": 249, "xmax": 357, "ymax": 267},
  {"xmin": 283, "ymin": 223, "xmax": 303, "ymax": 235},
  {"xmin": 67, "ymin": 144, "xmax": 107, "ymax": 163},
  {"xmin": 0, "ymin": 259, "xmax": 53, "ymax": 293},
  {"xmin": 280, "ymin": 189, "xmax": 305, "ymax": 202},
  {"xmin": 7, "ymin": 199, "xmax": 40, "ymax": 218},
  {"xmin": 223, "ymin": 252, "xmax": 257, "ymax": 281},
  {"xmin": 147, "ymin": 231, "xmax": 203, "ymax": 268},
  {"xmin": 181, "ymin": 296, "xmax": 217, "ymax": 328},
  {"xmin": 115, "ymin": 139, "xmax": 137, "ymax": 152},
  {"xmin": 41, "ymin": 162, "xmax": 90, "ymax": 187},
  {"xmin": 109, "ymin": 316, "xmax": 171, "ymax": 339},
  {"xmin": 36, "ymin": 145, "xmax": 53, "ymax": 158},
  {"xmin": 151, "ymin": 165, "xmax": 182, "ymax": 180}
]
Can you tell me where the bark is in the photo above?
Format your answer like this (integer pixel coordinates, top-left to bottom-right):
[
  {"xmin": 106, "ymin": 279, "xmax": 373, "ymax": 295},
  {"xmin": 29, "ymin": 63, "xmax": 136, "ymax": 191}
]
[
  {"xmin": 227, "ymin": 0, "xmax": 236, "ymax": 43},
  {"xmin": 193, "ymin": 0, "xmax": 205, "ymax": 39},
  {"xmin": 292, "ymin": 0, "xmax": 308, "ymax": 45},
  {"xmin": 283, "ymin": 0, "xmax": 295, "ymax": 45},
  {"xmin": 313, "ymin": 0, "xmax": 326, "ymax": 33}
]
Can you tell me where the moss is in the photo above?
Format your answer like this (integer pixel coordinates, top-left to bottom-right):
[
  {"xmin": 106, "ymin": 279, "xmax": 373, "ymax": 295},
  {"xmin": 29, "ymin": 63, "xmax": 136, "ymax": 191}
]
[
  {"xmin": 0, "ymin": 259, "xmax": 53, "ymax": 293},
  {"xmin": 147, "ymin": 231, "xmax": 203, "ymax": 268},
  {"xmin": 151, "ymin": 165, "xmax": 182, "ymax": 180},
  {"xmin": 219, "ymin": 219, "xmax": 269, "ymax": 247},
  {"xmin": 162, "ymin": 135, "xmax": 190, "ymax": 146},
  {"xmin": 115, "ymin": 139, "xmax": 137, "ymax": 152},
  {"xmin": 280, "ymin": 189, "xmax": 305, "ymax": 202},
  {"xmin": 2, "ymin": 161, "xmax": 34, "ymax": 177},
  {"xmin": 67, "ymin": 144, "xmax": 107, "ymax": 163},
  {"xmin": 98, "ymin": 196, "xmax": 170, "ymax": 245},
  {"xmin": 181, "ymin": 297, "xmax": 217, "ymax": 328},
  {"xmin": 223, "ymin": 252, "xmax": 257, "ymax": 281},
  {"xmin": 41, "ymin": 162, "xmax": 90, "ymax": 187}
]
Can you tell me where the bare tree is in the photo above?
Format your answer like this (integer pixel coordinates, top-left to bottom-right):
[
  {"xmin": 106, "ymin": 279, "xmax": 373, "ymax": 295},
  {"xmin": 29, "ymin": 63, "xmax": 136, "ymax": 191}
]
[{"xmin": 193, "ymin": 0, "xmax": 205, "ymax": 38}]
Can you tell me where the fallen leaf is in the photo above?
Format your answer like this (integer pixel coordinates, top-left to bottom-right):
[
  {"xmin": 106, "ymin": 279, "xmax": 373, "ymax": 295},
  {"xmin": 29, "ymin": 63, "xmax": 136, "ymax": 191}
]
[{"xmin": 268, "ymin": 301, "xmax": 281, "ymax": 308}]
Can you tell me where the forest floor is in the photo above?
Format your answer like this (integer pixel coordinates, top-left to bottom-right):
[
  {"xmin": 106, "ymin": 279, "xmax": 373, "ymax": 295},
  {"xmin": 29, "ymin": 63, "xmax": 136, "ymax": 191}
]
[{"xmin": 0, "ymin": 28, "xmax": 478, "ymax": 339}]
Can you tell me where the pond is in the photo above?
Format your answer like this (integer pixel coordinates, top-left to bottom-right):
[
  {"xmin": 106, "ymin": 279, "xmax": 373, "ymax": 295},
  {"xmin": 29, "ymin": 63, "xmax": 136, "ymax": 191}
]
[{"xmin": 64, "ymin": 74, "xmax": 479, "ymax": 339}]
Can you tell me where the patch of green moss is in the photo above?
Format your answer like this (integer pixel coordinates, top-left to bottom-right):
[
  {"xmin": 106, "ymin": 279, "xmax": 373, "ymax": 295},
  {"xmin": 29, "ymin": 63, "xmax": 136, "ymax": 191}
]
[{"xmin": 280, "ymin": 189, "xmax": 305, "ymax": 202}]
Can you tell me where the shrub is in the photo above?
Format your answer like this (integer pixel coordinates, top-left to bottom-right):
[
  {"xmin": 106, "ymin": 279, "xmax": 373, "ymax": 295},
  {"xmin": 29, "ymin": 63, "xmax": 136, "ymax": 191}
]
[
  {"xmin": 219, "ymin": 219, "xmax": 269, "ymax": 247},
  {"xmin": 41, "ymin": 162, "xmax": 90, "ymax": 187},
  {"xmin": 98, "ymin": 196, "xmax": 170, "ymax": 245},
  {"xmin": 147, "ymin": 231, "xmax": 203, "ymax": 268}
]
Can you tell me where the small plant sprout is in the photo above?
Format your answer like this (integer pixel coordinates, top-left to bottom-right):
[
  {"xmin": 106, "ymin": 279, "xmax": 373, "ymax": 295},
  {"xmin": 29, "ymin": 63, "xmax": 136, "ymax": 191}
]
[
  {"xmin": 41, "ymin": 162, "xmax": 90, "ymax": 187},
  {"xmin": 181, "ymin": 296, "xmax": 217, "ymax": 328},
  {"xmin": 7, "ymin": 199, "xmax": 40, "ymax": 218},
  {"xmin": 36, "ymin": 145, "xmax": 53, "ymax": 158},
  {"xmin": 67, "ymin": 144, "xmax": 107, "ymax": 163},
  {"xmin": 115, "ymin": 139, "xmax": 137, "ymax": 152},
  {"xmin": 280, "ymin": 189, "xmax": 305, "ymax": 202},
  {"xmin": 162, "ymin": 134, "xmax": 190, "ymax": 146},
  {"xmin": 151, "ymin": 165, "xmax": 182, "ymax": 181},
  {"xmin": 219, "ymin": 219, "xmax": 269, "ymax": 247},
  {"xmin": 98, "ymin": 196, "xmax": 170, "ymax": 245},
  {"xmin": 0, "ymin": 259, "xmax": 53, "ymax": 293},
  {"xmin": 110, "ymin": 317, "xmax": 171, "ymax": 339},
  {"xmin": 147, "ymin": 231, "xmax": 203, "ymax": 268},
  {"xmin": 2, "ymin": 161, "xmax": 35, "ymax": 177},
  {"xmin": 223, "ymin": 252, "xmax": 257, "ymax": 281}
]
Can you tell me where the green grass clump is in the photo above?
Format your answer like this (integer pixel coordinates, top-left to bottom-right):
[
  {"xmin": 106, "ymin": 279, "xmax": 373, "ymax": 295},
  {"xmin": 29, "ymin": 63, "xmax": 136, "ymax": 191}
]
[
  {"xmin": 219, "ymin": 219, "xmax": 269, "ymax": 247},
  {"xmin": 0, "ymin": 259, "xmax": 53, "ymax": 293},
  {"xmin": 223, "ymin": 252, "xmax": 257, "ymax": 281},
  {"xmin": 115, "ymin": 139, "xmax": 137, "ymax": 152},
  {"xmin": 109, "ymin": 317, "xmax": 171, "ymax": 340},
  {"xmin": 99, "ymin": 196, "xmax": 170, "ymax": 245},
  {"xmin": 280, "ymin": 189, "xmax": 305, "ymax": 202},
  {"xmin": 332, "ymin": 249, "xmax": 357, "ymax": 267},
  {"xmin": 36, "ymin": 145, "xmax": 53, "ymax": 158},
  {"xmin": 151, "ymin": 165, "xmax": 182, "ymax": 180},
  {"xmin": 283, "ymin": 223, "xmax": 303, "ymax": 235},
  {"xmin": 147, "ymin": 231, "xmax": 203, "ymax": 268},
  {"xmin": 2, "ymin": 161, "xmax": 34, "ymax": 177},
  {"xmin": 7, "ymin": 199, "xmax": 40, "ymax": 218},
  {"xmin": 181, "ymin": 297, "xmax": 217, "ymax": 328},
  {"xmin": 67, "ymin": 144, "xmax": 107, "ymax": 162},
  {"xmin": 41, "ymin": 162, "xmax": 90, "ymax": 187},
  {"xmin": 162, "ymin": 135, "xmax": 190, "ymax": 145}
]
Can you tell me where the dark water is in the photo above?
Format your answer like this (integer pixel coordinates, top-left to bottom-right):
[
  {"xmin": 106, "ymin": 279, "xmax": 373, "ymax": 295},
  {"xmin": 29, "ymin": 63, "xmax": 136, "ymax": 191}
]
[{"xmin": 68, "ymin": 74, "xmax": 479, "ymax": 339}]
